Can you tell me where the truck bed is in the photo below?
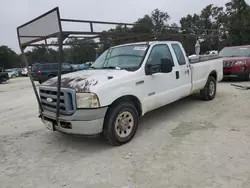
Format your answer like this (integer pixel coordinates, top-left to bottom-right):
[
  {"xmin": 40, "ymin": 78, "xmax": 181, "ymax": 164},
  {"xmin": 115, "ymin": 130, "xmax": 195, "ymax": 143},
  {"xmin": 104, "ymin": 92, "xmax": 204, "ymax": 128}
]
[{"xmin": 189, "ymin": 54, "xmax": 223, "ymax": 93}]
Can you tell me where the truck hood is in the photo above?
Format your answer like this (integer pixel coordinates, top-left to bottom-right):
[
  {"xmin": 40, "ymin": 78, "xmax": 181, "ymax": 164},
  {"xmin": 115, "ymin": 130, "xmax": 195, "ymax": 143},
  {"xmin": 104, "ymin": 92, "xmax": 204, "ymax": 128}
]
[
  {"xmin": 222, "ymin": 57, "xmax": 249, "ymax": 62},
  {"xmin": 42, "ymin": 69, "xmax": 130, "ymax": 92}
]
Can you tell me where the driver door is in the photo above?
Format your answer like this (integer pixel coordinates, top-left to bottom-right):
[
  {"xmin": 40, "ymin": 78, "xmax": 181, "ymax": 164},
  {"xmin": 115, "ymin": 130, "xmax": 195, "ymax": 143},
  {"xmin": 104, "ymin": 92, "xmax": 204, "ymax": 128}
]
[{"xmin": 144, "ymin": 44, "xmax": 178, "ymax": 112}]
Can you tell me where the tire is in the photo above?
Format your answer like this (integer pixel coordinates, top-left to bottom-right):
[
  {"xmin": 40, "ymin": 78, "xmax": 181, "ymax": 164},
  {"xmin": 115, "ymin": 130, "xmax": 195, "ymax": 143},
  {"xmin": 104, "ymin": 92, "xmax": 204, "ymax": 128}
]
[
  {"xmin": 39, "ymin": 81, "xmax": 43, "ymax": 84},
  {"xmin": 200, "ymin": 76, "xmax": 217, "ymax": 101},
  {"xmin": 103, "ymin": 101, "xmax": 139, "ymax": 146},
  {"xmin": 48, "ymin": 75, "xmax": 55, "ymax": 79},
  {"xmin": 244, "ymin": 72, "xmax": 250, "ymax": 81}
]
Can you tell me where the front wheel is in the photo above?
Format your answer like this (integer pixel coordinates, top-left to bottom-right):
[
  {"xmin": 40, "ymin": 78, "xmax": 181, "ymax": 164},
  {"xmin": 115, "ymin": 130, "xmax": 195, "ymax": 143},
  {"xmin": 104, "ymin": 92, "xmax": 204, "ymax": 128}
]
[
  {"xmin": 244, "ymin": 72, "xmax": 250, "ymax": 81},
  {"xmin": 103, "ymin": 101, "xmax": 139, "ymax": 146},
  {"xmin": 200, "ymin": 76, "xmax": 217, "ymax": 101}
]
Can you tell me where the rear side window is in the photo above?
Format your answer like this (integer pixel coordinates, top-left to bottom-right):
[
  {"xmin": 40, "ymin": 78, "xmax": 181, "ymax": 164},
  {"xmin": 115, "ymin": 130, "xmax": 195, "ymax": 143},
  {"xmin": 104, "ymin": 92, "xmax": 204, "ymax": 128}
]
[
  {"xmin": 171, "ymin": 44, "xmax": 186, "ymax": 65},
  {"xmin": 31, "ymin": 64, "xmax": 40, "ymax": 71},
  {"xmin": 51, "ymin": 64, "xmax": 58, "ymax": 70},
  {"xmin": 41, "ymin": 64, "xmax": 51, "ymax": 70}
]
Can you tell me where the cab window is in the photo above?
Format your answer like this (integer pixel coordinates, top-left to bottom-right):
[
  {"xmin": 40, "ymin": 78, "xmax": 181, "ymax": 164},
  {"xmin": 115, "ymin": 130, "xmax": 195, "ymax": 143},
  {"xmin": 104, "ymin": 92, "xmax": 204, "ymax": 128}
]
[
  {"xmin": 171, "ymin": 44, "xmax": 186, "ymax": 65},
  {"xmin": 147, "ymin": 44, "xmax": 174, "ymax": 66}
]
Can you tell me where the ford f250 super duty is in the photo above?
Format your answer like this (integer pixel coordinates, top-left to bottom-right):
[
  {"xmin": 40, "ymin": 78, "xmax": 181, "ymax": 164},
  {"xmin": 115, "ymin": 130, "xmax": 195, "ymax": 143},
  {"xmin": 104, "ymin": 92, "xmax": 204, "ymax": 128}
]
[{"xmin": 39, "ymin": 41, "xmax": 223, "ymax": 146}]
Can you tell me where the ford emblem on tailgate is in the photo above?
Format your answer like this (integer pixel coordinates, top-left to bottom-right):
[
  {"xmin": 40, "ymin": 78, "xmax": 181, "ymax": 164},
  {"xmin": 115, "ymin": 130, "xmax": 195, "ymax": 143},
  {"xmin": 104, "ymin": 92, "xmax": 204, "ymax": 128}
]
[{"xmin": 46, "ymin": 98, "xmax": 53, "ymax": 103}]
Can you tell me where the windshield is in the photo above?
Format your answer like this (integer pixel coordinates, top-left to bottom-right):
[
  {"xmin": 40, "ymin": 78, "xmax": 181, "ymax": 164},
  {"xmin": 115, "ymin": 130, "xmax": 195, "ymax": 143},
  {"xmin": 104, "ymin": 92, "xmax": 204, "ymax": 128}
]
[
  {"xmin": 91, "ymin": 44, "xmax": 149, "ymax": 71},
  {"xmin": 219, "ymin": 46, "xmax": 250, "ymax": 57}
]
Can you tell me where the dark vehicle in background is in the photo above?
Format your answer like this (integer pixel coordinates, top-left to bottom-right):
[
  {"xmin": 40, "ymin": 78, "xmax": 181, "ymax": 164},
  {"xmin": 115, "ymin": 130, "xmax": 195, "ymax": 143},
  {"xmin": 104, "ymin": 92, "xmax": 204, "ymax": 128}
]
[
  {"xmin": 219, "ymin": 45, "xmax": 250, "ymax": 80},
  {"xmin": 0, "ymin": 65, "xmax": 9, "ymax": 84},
  {"xmin": 31, "ymin": 63, "xmax": 75, "ymax": 84}
]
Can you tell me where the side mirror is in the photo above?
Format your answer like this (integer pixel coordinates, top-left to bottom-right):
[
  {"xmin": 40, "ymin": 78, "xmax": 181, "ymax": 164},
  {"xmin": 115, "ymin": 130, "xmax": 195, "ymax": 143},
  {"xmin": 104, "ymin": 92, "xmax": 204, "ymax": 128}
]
[{"xmin": 161, "ymin": 58, "xmax": 173, "ymax": 73}]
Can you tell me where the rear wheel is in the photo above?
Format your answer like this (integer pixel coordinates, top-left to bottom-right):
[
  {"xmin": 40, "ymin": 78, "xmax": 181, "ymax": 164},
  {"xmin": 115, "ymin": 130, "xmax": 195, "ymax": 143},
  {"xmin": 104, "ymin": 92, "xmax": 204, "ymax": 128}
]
[
  {"xmin": 103, "ymin": 101, "xmax": 139, "ymax": 146},
  {"xmin": 200, "ymin": 76, "xmax": 216, "ymax": 101}
]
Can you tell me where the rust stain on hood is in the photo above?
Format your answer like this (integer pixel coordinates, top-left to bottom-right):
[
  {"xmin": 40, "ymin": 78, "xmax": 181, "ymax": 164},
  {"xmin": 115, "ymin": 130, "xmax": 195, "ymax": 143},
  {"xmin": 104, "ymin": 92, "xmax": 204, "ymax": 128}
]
[
  {"xmin": 44, "ymin": 76, "xmax": 98, "ymax": 92},
  {"xmin": 41, "ymin": 69, "xmax": 129, "ymax": 93}
]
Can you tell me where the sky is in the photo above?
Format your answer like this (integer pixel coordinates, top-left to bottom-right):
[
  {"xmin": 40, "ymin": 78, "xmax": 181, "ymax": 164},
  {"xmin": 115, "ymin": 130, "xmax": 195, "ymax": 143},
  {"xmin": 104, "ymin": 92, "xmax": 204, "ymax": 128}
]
[{"xmin": 0, "ymin": 0, "xmax": 245, "ymax": 53}]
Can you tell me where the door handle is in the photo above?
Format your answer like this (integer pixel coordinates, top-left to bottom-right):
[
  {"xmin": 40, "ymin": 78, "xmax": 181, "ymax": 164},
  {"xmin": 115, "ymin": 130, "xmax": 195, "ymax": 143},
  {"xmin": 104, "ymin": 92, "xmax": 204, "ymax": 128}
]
[{"xmin": 175, "ymin": 71, "xmax": 179, "ymax": 79}]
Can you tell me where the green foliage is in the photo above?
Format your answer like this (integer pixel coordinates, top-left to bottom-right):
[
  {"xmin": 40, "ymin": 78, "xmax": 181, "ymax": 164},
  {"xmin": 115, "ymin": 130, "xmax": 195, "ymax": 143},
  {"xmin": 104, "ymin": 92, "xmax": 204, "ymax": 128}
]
[
  {"xmin": 1, "ymin": 0, "xmax": 250, "ymax": 67},
  {"xmin": 64, "ymin": 38, "xmax": 97, "ymax": 63},
  {"xmin": 0, "ymin": 45, "xmax": 21, "ymax": 68}
]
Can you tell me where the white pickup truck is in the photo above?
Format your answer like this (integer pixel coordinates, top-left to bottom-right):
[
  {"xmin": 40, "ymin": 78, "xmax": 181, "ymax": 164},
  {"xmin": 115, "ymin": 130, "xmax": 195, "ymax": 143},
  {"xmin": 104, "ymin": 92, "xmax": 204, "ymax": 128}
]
[{"xmin": 40, "ymin": 41, "xmax": 223, "ymax": 146}]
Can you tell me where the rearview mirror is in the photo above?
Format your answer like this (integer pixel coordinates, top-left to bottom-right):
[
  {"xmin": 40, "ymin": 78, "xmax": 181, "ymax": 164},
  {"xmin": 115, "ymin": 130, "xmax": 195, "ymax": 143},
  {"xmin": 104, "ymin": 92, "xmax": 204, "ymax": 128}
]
[
  {"xmin": 161, "ymin": 58, "xmax": 173, "ymax": 73},
  {"xmin": 145, "ymin": 58, "xmax": 173, "ymax": 75}
]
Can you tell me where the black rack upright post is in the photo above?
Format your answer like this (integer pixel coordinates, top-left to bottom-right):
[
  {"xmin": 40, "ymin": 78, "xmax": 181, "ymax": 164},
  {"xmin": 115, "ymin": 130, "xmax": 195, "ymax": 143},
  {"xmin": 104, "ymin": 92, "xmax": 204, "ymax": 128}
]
[{"xmin": 20, "ymin": 46, "xmax": 44, "ymax": 113}]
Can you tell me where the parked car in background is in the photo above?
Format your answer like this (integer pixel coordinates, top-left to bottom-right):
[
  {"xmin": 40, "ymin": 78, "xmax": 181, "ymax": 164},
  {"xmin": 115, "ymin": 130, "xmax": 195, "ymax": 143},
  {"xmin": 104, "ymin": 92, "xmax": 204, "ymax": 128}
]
[
  {"xmin": 12, "ymin": 68, "xmax": 22, "ymax": 76},
  {"xmin": 31, "ymin": 62, "xmax": 76, "ymax": 84},
  {"xmin": 219, "ymin": 45, "xmax": 250, "ymax": 80},
  {"xmin": 21, "ymin": 67, "xmax": 30, "ymax": 76},
  {"xmin": 78, "ymin": 63, "xmax": 90, "ymax": 70},
  {"xmin": 5, "ymin": 69, "xmax": 19, "ymax": 78},
  {"xmin": 70, "ymin": 64, "xmax": 81, "ymax": 71},
  {"xmin": 0, "ymin": 67, "xmax": 9, "ymax": 84},
  {"xmin": 204, "ymin": 50, "xmax": 218, "ymax": 55}
]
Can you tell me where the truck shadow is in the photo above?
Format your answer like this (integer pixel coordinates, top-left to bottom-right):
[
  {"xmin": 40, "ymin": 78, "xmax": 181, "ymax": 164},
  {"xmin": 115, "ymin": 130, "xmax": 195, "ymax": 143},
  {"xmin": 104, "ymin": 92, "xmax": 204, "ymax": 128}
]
[
  {"xmin": 49, "ymin": 94, "xmax": 201, "ymax": 151},
  {"xmin": 50, "ymin": 132, "xmax": 111, "ymax": 151},
  {"xmin": 137, "ymin": 94, "xmax": 201, "ymax": 136}
]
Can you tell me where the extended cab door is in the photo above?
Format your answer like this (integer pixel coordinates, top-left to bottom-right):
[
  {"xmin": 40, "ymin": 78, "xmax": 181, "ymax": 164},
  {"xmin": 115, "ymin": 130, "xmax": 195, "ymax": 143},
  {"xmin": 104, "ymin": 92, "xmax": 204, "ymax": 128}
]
[{"xmin": 170, "ymin": 43, "xmax": 192, "ymax": 97}]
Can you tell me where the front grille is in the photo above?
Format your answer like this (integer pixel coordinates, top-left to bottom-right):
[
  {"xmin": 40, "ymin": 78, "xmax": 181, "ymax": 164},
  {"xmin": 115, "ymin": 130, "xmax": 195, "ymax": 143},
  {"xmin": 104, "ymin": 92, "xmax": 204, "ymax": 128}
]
[
  {"xmin": 39, "ymin": 86, "xmax": 76, "ymax": 115},
  {"xmin": 223, "ymin": 61, "xmax": 235, "ymax": 68}
]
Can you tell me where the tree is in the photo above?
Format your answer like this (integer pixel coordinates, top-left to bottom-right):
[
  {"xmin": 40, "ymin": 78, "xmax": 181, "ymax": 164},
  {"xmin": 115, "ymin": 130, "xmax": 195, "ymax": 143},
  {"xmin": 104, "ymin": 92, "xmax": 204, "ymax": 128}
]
[
  {"xmin": 24, "ymin": 46, "xmax": 58, "ymax": 64},
  {"xmin": 225, "ymin": 0, "xmax": 250, "ymax": 45},
  {"xmin": 151, "ymin": 9, "xmax": 170, "ymax": 34},
  {"xmin": 4, "ymin": 0, "xmax": 250, "ymax": 65},
  {"xmin": 64, "ymin": 38, "xmax": 97, "ymax": 63},
  {"xmin": 0, "ymin": 45, "xmax": 20, "ymax": 68}
]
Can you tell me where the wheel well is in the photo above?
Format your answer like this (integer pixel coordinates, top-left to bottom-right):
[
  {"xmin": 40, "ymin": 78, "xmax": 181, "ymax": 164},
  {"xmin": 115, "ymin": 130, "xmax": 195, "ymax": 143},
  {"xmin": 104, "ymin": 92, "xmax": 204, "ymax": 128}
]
[
  {"xmin": 109, "ymin": 95, "xmax": 142, "ymax": 117},
  {"xmin": 209, "ymin": 71, "xmax": 217, "ymax": 81},
  {"xmin": 48, "ymin": 74, "xmax": 56, "ymax": 78}
]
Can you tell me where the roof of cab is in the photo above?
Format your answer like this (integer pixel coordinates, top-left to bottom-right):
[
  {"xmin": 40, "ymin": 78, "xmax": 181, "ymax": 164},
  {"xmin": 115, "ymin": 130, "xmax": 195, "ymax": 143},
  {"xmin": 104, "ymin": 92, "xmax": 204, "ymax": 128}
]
[{"xmin": 112, "ymin": 41, "xmax": 181, "ymax": 48}]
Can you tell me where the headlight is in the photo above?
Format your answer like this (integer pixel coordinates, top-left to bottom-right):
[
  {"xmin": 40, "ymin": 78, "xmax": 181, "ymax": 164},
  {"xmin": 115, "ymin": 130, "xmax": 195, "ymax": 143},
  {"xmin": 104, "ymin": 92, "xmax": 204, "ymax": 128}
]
[
  {"xmin": 76, "ymin": 93, "xmax": 100, "ymax": 108},
  {"xmin": 235, "ymin": 60, "xmax": 247, "ymax": 65}
]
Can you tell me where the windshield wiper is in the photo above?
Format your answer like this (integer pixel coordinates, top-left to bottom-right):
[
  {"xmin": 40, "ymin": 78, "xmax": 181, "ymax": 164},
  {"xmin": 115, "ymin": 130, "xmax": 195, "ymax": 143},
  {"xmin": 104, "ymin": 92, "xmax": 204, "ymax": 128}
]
[{"xmin": 102, "ymin": 66, "xmax": 123, "ymax": 70}]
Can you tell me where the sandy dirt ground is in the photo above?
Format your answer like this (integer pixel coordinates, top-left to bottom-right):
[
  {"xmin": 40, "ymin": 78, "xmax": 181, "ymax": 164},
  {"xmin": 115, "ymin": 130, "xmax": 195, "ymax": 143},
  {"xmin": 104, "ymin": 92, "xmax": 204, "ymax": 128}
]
[{"xmin": 1, "ymin": 77, "xmax": 250, "ymax": 188}]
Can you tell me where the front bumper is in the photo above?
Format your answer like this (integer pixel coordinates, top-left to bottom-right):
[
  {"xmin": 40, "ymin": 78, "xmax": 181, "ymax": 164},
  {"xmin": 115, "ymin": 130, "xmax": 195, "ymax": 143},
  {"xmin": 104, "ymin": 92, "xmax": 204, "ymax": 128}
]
[
  {"xmin": 223, "ymin": 72, "xmax": 248, "ymax": 78},
  {"xmin": 41, "ymin": 107, "xmax": 108, "ymax": 135},
  {"xmin": 223, "ymin": 66, "xmax": 249, "ymax": 78}
]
